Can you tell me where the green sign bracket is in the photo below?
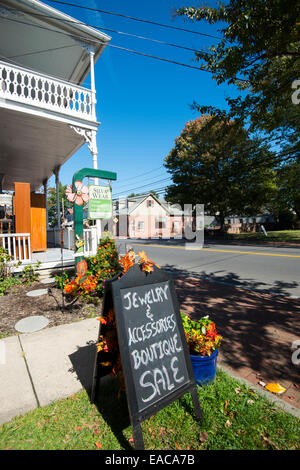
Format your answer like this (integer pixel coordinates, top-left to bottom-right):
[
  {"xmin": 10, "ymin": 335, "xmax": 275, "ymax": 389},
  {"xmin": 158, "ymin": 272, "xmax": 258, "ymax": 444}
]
[{"xmin": 72, "ymin": 168, "xmax": 117, "ymax": 276}]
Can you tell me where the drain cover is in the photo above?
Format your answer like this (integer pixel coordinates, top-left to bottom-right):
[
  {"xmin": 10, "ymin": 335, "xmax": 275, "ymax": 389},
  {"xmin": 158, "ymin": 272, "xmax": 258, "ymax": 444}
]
[{"xmin": 15, "ymin": 316, "xmax": 49, "ymax": 333}]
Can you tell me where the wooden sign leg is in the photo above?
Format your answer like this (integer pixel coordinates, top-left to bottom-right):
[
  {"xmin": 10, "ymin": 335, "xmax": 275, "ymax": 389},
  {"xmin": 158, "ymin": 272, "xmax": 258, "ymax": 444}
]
[
  {"xmin": 190, "ymin": 385, "xmax": 202, "ymax": 424},
  {"xmin": 132, "ymin": 422, "xmax": 144, "ymax": 450},
  {"xmin": 91, "ymin": 350, "xmax": 100, "ymax": 404}
]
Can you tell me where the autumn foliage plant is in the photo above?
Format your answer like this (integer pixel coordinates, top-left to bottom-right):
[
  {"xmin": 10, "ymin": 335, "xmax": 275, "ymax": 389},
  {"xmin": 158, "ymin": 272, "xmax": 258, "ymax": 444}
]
[
  {"xmin": 61, "ymin": 234, "xmax": 160, "ymax": 303},
  {"xmin": 181, "ymin": 313, "xmax": 222, "ymax": 356},
  {"xmin": 62, "ymin": 234, "xmax": 120, "ymax": 301}
]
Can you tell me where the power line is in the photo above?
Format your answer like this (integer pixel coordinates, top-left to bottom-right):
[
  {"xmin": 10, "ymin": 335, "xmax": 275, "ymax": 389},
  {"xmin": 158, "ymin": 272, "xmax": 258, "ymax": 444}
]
[
  {"xmin": 113, "ymin": 177, "xmax": 172, "ymax": 197},
  {"xmin": 8, "ymin": 44, "xmax": 79, "ymax": 60},
  {"xmin": 0, "ymin": 15, "xmax": 213, "ymax": 74},
  {"xmin": 114, "ymin": 173, "xmax": 170, "ymax": 192},
  {"xmin": 108, "ymin": 43, "xmax": 210, "ymax": 72},
  {"xmin": 5, "ymin": 7, "xmax": 209, "ymax": 56},
  {"xmin": 113, "ymin": 186, "xmax": 169, "ymax": 201},
  {"xmin": 114, "ymin": 166, "xmax": 164, "ymax": 188},
  {"xmin": 46, "ymin": 0, "xmax": 222, "ymax": 40}
]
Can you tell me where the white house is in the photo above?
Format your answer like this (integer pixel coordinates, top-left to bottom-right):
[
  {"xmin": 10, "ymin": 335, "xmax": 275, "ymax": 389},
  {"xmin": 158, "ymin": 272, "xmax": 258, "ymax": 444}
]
[{"xmin": 0, "ymin": 0, "xmax": 111, "ymax": 262}]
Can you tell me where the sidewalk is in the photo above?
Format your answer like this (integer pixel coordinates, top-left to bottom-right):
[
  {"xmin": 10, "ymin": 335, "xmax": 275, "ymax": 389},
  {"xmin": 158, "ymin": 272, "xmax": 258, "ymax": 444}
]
[
  {"xmin": 0, "ymin": 276, "xmax": 299, "ymax": 426},
  {"xmin": 0, "ymin": 318, "xmax": 99, "ymax": 425}
]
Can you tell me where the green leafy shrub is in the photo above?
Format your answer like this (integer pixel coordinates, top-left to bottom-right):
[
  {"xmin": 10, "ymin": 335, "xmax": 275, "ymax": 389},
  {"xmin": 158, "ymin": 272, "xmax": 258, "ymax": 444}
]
[
  {"xmin": 54, "ymin": 269, "xmax": 71, "ymax": 290},
  {"xmin": 0, "ymin": 247, "xmax": 21, "ymax": 295},
  {"xmin": 21, "ymin": 261, "xmax": 41, "ymax": 284}
]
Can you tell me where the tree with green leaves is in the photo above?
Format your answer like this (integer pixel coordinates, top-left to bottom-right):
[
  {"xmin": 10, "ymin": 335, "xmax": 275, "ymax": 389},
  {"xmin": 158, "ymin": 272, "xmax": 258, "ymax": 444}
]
[
  {"xmin": 177, "ymin": 0, "xmax": 300, "ymax": 163},
  {"xmin": 164, "ymin": 115, "xmax": 276, "ymax": 230},
  {"xmin": 47, "ymin": 183, "xmax": 72, "ymax": 227},
  {"xmin": 267, "ymin": 159, "xmax": 300, "ymax": 227}
]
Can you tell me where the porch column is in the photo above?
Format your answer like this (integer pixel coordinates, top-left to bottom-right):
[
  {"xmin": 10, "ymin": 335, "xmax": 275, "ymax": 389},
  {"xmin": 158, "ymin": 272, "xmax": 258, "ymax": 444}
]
[
  {"xmin": 54, "ymin": 166, "xmax": 61, "ymax": 230},
  {"xmin": 89, "ymin": 45, "xmax": 101, "ymax": 239},
  {"xmin": 0, "ymin": 174, "xmax": 4, "ymax": 193},
  {"xmin": 43, "ymin": 178, "xmax": 49, "ymax": 229},
  {"xmin": 89, "ymin": 46, "xmax": 97, "ymax": 123}
]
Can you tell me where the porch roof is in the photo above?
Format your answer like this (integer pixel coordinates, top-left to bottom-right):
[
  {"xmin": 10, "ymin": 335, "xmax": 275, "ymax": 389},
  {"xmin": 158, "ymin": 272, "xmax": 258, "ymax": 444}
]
[
  {"xmin": 0, "ymin": 0, "xmax": 111, "ymax": 85},
  {"xmin": 0, "ymin": 107, "xmax": 89, "ymax": 191}
]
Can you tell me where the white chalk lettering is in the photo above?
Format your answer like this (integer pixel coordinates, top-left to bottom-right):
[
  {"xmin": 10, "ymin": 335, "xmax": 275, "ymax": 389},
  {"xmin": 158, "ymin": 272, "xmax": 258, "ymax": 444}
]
[
  {"xmin": 122, "ymin": 284, "xmax": 170, "ymax": 313},
  {"xmin": 130, "ymin": 333, "xmax": 182, "ymax": 369},
  {"xmin": 171, "ymin": 356, "xmax": 185, "ymax": 383},
  {"xmin": 123, "ymin": 292, "xmax": 132, "ymax": 310},
  {"xmin": 139, "ymin": 371, "xmax": 157, "ymax": 403},
  {"xmin": 140, "ymin": 357, "xmax": 185, "ymax": 403},
  {"xmin": 127, "ymin": 314, "xmax": 176, "ymax": 346}
]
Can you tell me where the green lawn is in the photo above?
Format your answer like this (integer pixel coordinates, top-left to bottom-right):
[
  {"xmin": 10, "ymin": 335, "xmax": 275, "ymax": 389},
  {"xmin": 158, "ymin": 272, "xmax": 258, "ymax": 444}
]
[
  {"xmin": 0, "ymin": 369, "xmax": 299, "ymax": 450},
  {"xmin": 228, "ymin": 230, "xmax": 300, "ymax": 243}
]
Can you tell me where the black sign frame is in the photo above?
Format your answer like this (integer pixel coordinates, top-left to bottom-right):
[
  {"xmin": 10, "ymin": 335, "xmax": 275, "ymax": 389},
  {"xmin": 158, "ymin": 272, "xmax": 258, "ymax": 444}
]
[{"xmin": 91, "ymin": 264, "xmax": 202, "ymax": 449}]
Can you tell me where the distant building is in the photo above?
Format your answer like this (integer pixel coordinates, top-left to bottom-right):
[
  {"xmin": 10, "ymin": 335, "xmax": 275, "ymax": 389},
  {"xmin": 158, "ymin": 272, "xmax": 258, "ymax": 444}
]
[
  {"xmin": 113, "ymin": 193, "xmax": 186, "ymax": 239},
  {"xmin": 224, "ymin": 214, "xmax": 274, "ymax": 233}
]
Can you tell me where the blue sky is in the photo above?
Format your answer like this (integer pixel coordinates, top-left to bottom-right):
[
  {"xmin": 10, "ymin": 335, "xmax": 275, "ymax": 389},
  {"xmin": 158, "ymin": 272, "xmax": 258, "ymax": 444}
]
[{"xmin": 44, "ymin": 0, "xmax": 236, "ymax": 198}]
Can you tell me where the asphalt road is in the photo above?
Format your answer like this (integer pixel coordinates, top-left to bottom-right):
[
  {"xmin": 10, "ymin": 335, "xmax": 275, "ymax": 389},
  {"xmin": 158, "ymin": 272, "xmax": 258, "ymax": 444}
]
[{"xmin": 116, "ymin": 239, "xmax": 300, "ymax": 297}]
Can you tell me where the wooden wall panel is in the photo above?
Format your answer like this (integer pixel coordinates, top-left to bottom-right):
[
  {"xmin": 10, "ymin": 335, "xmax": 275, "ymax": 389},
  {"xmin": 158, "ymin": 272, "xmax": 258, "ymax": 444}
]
[
  {"xmin": 14, "ymin": 182, "xmax": 31, "ymax": 259},
  {"xmin": 30, "ymin": 193, "xmax": 47, "ymax": 252},
  {"xmin": 14, "ymin": 183, "xmax": 31, "ymax": 234}
]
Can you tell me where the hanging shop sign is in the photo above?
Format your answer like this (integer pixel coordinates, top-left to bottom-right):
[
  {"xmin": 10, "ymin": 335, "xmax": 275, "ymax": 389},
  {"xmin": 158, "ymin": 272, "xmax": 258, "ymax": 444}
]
[
  {"xmin": 88, "ymin": 184, "xmax": 112, "ymax": 220},
  {"xmin": 67, "ymin": 168, "xmax": 117, "ymax": 278}
]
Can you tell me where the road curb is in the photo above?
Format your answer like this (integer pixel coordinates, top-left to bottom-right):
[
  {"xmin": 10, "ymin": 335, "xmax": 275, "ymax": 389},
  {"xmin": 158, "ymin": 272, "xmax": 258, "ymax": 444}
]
[{"xmin": 218, "ymin": 363, "xmax": 300, "ymax": 419}]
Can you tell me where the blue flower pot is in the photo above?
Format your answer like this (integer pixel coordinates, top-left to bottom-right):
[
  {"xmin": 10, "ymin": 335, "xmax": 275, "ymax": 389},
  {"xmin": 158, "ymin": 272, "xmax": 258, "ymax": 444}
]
[{"xmin": 190, "ymin": 349, "xmax": 219, "ymax": 386}]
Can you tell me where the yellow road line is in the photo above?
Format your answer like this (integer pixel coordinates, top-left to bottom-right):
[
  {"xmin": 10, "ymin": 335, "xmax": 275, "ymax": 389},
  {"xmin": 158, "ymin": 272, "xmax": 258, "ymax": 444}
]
[{"xmin": 130, "ymin": 242, "xmax": 300, "ymax": 258}]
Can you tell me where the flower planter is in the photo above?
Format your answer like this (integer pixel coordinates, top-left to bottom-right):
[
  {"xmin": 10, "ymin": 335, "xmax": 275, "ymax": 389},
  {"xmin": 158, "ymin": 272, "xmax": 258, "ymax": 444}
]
[{"xmin": 190, "ymin": 348, "xmax": 219, "ymax": 386}]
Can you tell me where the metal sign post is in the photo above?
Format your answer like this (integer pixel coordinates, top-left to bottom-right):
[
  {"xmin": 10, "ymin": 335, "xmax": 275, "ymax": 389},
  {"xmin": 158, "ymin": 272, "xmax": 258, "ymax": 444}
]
[{"xmin": 69, "ymin": 168, "xmax": 117, "ymax": 277}]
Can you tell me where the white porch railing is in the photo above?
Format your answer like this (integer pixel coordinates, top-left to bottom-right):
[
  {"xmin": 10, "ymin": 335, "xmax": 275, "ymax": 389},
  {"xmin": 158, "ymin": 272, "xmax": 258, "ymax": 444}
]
[
  {"xmin": 0, "ymin": 60, "xmax": 95, "ymax": 122},
  {"xmin": 51, "ymin": 226, "xmax": 98, "ymax": 257},
  {"xmin": 0, "ymin": 233, "xmax": 31, "ymax": 261}
]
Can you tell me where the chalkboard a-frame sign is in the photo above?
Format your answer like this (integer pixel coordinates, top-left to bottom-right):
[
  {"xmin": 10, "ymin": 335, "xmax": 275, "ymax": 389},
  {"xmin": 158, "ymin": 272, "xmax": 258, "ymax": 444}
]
[{"xmin": 91, "ymin": 264, "xmax": 202, "ymax": 450}]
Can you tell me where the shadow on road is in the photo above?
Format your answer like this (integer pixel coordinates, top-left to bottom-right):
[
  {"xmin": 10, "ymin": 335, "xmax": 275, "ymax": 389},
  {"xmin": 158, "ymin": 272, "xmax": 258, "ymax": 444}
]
[
  {"xmin": 162, "ymin": 264, "xmax": 299, "ymax": 297},
  {"xmin": 168, "ymin": 267, "xmax": 300, "ymax": 386}
]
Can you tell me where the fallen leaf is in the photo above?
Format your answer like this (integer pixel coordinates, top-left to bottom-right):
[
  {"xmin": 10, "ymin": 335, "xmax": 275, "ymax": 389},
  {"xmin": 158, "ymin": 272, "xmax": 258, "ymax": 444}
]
[
  {"xmin": 224, "ymin": 400, "xmax": 229, "ymax": 414},
  {"xmin": 235, "ymin": 388, "xmax": 241, "ymax": 394},
  {"xmin": 74, "ymin": 426, "xmax": 82, "ymax": 431},
  {"xmin": 247, "ymin": 400, "xmax": 255, "ymax": 405},
  {"xmin": 95, "ymin": 442, "xmax": 102, "ymax": 449},
  {"xmin": 94, "ymin": 429, "xmax": 99, "ymax": 435},
  {"xmin": 265, "ymin": 383, "xmax": 286, "ymax": 394},
  {"xmin": 261, "ymin": 434, "xmax": 277, "ymax": 449},
  {"xmin": 199, "ymin": 432, "xmax": 208, "ymax": 442},
  {"xmin": 175, "ymin": 442, "xmax": 181, "ymax": 450},
  {"xmin": 293, "ymin": 383, "xmax": 299, "ymax": 389},
  {"xmin": 225, "ymin": 420, "xmax": 232, "ymax": 428}
]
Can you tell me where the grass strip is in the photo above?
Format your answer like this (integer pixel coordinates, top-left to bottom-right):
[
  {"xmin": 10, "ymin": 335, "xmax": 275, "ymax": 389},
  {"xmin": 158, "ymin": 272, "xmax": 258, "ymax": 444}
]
[{"xmin": 0, "ymin": 369, "xmax": 299, "ymax": 450}]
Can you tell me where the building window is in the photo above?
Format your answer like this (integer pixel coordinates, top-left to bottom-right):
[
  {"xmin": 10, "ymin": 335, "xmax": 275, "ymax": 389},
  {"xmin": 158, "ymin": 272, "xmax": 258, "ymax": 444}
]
[
  {"xmin": 173, "ymin": 221, "xmax": 180, "ymax": 231},
  {"xmin": 147, "ymin": 200, "xmax": 153, "ymax": 208},
  {"xmin": 137, "ymin": 221, "xmax": 144, "ymax": 231},
  {"xmin": 155, "ymin": 219, "xmax": 165, "ymax": 229}
]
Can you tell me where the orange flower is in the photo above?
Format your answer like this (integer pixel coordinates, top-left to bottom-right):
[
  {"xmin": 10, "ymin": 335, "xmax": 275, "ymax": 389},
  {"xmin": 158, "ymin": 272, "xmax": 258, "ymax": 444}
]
[{"xmin": 119, "ymin": 251, "xmax": 135, "ymax": 273}]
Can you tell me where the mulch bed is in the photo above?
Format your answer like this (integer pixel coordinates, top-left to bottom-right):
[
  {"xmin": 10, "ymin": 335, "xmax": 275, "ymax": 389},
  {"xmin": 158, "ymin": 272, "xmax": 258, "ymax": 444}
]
[{"xmin": 0, "ymin": 279, "xmax": 103, "ymax": 337}]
